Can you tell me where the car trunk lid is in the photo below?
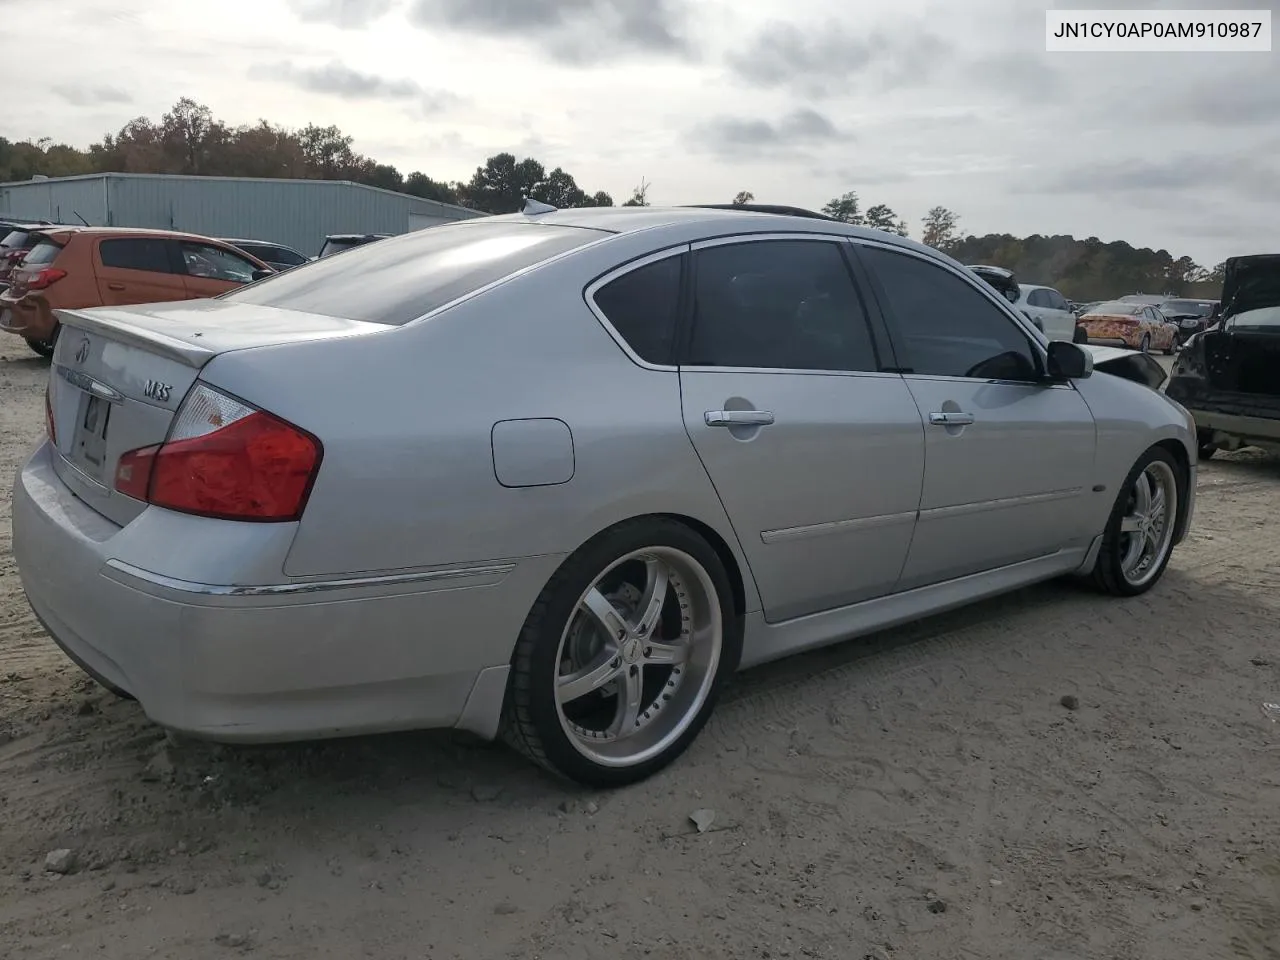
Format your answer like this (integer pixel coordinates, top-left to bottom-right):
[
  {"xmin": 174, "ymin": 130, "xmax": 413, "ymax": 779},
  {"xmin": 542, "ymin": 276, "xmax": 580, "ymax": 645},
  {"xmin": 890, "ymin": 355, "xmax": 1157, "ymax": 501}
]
[
  {"xmin": 1200, "ymin": 254, "xmax": 1280, "ymax": 398},
  {"xmin": 47, "ymin": 300, "xmax": 386, "ymax": 527}
]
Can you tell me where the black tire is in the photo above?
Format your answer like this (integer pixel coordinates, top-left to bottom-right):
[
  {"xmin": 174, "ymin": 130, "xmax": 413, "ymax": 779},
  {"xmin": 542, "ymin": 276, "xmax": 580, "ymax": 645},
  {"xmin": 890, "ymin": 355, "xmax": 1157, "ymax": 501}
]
[
  {"xmin": 502, "ymin": 517, "xmax": 741, "ymax": 787},
  {"xmin": 1091, "ymin": 446, "xmax": 1183, "ymax": 597},
  {"xmin": 1139, "ymin": 333, "xmax": 1151, "ymax": 354},
  {"xmin": 1197, "ymin": 431, "xmax": 1218, "ymax": 461},
  {"xmin": 25, "ymin": 324, "xmax": 59, "ymax": 360},
  {"xmin": 1073, "ymin": 326, "xmax": 1088, "ymax": 344}
]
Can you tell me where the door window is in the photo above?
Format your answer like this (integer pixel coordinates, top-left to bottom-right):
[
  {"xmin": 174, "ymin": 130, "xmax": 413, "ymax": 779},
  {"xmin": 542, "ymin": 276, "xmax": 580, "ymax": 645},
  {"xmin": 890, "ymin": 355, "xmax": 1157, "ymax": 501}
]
[
  {"xmin": 860, "ymin": 245, "xmax": 1040, "ymax": 382},
  {"xmin": 1047, "ymin": 289, "xmax": 1071, "ymax": 312},
  {"xmin": 180, "ymin": 242, "xmax": 260, "ymax": 283},
  {"xmin": 98, "ymin": 238, "xmax": 175, "ymax": 274},
  {"xmin": 687, "ymin": 239, "xmax": 878, "ymax": 372},
  {"xmin": 591, "ymin": 253, "xmax": 683, "ymax": 365},
  {"xmin": 1027, "ymin": 288, "xmax": 1051, "ymax": 308}
]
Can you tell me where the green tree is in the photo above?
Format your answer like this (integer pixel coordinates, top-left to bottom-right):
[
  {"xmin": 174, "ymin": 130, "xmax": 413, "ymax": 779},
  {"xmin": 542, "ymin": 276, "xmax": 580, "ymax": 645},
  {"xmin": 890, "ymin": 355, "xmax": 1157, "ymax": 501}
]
[
  {"xmin": 732, "ymin": 190, "xmax": 754, "ymax": 205},
  {"xmin": 921, "ymin": 206, "xmax": 961, "ymax": 251},
  {"xmin": 821, "ymin": 191, "xmax": 862, "ymax": 224},
  {"xmin": 622, "ymin": 178, "xmax": 651, "ymax": 207},
  {"xmin": 864, "ymin": 203, "xmax": 907, "ymax": 236}
]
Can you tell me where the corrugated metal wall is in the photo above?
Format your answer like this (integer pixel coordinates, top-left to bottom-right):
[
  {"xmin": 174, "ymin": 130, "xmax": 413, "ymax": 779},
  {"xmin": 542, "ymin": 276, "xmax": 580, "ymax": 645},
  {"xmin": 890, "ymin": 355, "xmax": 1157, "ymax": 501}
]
[
  {"xmin": 1, "ymin": 175, "xmax": 483, "ymax": 255},
  {"xmin": 0, "ymin": 177, "xmax": 109, "ymax": 226}
]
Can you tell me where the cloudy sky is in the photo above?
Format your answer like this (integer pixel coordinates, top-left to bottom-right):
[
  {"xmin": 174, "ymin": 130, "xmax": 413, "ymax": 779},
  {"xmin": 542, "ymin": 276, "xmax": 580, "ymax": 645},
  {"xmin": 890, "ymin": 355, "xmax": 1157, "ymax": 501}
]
[{"xmin": 6, "ymin": 0, "xmax": 1278, "ymax": 266}]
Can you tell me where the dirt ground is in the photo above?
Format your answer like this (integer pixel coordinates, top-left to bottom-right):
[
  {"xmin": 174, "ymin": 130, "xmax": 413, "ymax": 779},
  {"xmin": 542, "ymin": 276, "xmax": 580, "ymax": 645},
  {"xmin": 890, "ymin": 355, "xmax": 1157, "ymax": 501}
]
[{"xmin": 0, "ymin": 347, "xmax": 1277, "ymax": 960}]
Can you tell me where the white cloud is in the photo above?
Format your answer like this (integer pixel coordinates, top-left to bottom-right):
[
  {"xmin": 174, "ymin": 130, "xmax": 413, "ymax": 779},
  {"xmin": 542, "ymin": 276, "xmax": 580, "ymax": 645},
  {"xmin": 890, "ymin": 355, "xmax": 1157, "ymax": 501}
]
[{"xmin": 8, "ymin": 0, "xmax": 1278, "ymax": 265}]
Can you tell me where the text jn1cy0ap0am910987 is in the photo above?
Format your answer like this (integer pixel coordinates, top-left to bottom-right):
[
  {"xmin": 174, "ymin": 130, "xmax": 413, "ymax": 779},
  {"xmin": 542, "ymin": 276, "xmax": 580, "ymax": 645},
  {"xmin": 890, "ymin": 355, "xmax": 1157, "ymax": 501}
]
[{"xmin": 1046, "ymin": 9, "xmax": 1272, "ymax": 52}]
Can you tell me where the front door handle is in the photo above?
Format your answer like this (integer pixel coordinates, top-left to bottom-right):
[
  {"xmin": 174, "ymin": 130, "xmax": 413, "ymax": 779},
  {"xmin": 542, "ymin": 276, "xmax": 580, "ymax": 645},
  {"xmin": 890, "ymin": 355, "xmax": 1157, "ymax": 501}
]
[
  {"xmin": 705, "ymin": 410, "xmax": 775, "ymax": 428},
  {"xmin": 107, "ymin": 282, "xmax": 126, "ymax": 291},
  {"xmin": 929, "ymin": 411, "xmax": 975, "ymax": 426}
]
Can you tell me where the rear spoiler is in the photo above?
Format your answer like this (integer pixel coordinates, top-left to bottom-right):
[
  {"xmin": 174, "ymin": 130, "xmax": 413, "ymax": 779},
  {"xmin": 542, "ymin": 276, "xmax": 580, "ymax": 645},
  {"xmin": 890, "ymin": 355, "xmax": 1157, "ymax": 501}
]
[{"xmin": 54, "ymin": 308, "xmax": 216, "ymax": 368}]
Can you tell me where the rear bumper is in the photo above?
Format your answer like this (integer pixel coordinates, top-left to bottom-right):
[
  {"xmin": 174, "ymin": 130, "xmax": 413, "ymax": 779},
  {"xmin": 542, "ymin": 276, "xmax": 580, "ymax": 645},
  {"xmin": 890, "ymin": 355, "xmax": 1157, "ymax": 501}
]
[
  {"xmin": 0, "ymin": 293, "xmax": 54, "ymax": 341},
  {"xmin": 1189, "ymin": 408, "xmax": 1280, "ymax": 450},
  {"xmin": 13, "ymin": 442, "xmax": 560, "ymax": 743}
]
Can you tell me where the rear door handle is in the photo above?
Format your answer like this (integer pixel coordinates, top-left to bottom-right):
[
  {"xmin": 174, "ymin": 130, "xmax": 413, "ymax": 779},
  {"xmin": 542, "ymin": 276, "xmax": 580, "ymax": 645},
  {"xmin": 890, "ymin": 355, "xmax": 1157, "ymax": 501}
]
[
  {"xmin": 107, "ymin": 282, "xmax": 126, "ymax": 291},
  {"xmin": 928, "ymin": 411, "xmax": 975, "ymax": 426},
  {"xmin": 705, "ymin": 410, "xmax": 775, "ymax": 427}
]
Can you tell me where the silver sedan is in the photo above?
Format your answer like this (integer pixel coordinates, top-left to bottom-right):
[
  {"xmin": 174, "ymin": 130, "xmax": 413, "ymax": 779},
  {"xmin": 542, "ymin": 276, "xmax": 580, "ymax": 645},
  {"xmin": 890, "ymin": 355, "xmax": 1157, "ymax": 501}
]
[{"xmin": 14, "ymin": 205, "xmax": 1197, "ymax": 786}]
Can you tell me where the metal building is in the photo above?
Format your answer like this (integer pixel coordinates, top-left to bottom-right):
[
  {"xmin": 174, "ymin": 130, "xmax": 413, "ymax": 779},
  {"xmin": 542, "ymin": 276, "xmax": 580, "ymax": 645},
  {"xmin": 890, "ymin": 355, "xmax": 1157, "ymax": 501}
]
[{"xmin": 0, "ymin": 173, "xmax": 484, "ymax": 256}]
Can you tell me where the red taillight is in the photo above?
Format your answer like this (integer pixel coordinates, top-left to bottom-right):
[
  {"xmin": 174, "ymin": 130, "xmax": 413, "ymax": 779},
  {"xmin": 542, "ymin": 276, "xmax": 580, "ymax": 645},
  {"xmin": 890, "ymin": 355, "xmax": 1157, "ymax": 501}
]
[
  {"xmin": 26, "ymin": 267, "xmax": 67, "ymax": 291},
  {"xmin": 114, "ymin": 384, "xmax": 322, "ymax": 522}
]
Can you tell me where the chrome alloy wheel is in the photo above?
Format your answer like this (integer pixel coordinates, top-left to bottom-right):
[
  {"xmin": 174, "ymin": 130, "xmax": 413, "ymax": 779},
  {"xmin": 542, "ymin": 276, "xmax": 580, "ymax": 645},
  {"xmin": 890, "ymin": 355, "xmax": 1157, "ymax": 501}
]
[
  {"xmin": 553, "ymin": 547, "xmax": 722, "ymax": 768},
  {"xmin": 1118, "ymin": 459, "xmax": 1178, "ymax": 588}
]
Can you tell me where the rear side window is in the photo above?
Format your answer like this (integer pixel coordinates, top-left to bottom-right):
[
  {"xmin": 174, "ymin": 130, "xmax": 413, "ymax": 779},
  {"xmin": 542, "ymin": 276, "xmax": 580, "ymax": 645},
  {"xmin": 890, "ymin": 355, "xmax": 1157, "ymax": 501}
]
[
  {"xmin": 591, "ymin": 255, "xmax": 682, "ymax": 365},
  {"xmin": 224, "ymin": 222, "xmax": 601, "ymax": 325},
  {"xmin": 99, "ymin": 238, "xmax": 175, "ymax": 274},
  {"xmin": 22, "ymin": 241, "xmax": 62, "ymax": 266},
  {"xmin": 1, "ymin": 230, "xmax": 30, "ymax": 248},
  {"xmin": 687, "ymin": 239, "xmax": 879, "ymax": 372}
]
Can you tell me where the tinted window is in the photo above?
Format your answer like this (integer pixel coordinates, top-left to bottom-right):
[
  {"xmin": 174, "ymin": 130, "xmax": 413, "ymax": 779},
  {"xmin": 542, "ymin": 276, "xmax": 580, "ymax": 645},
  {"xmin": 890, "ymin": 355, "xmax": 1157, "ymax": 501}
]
[
  {"xmin": 1027, "ymin": 288, "xmax": 1050, "ymax": 307},
  {"xmin": 861, "ymin": 245, "xmax": 1039, "ymax": 381},
  {"xmin": 687, "ymin": 239, "xmax": 878, "ymax": 372},
  {"xmin": 592, "ymin": 255, "xmax": 682, "ymax": 365},
  {"xmin": 236, "ymin": 243, "xmax": 305, "ymax": 266},
  {"xmin": 99, "ymin": 238, "xmax": 174, "ymax": 274},
  {"xmin": 225, "ymin": 221, "xmax": 598, "ymax": 325},
  {"xmin": 180, "ymin": 242, "xmax": 259, "ymax": 284},
  {"xmin": 1, "ymin": 230, "xmax": 30, "ymax": 248}
]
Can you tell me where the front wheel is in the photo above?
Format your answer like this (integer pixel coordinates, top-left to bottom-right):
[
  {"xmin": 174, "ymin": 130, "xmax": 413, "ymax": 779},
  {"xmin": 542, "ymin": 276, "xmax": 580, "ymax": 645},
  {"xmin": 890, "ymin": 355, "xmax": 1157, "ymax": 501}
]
[
  {"xmin": 502, "ymin": 518, "xmax": 740, "ymax": 787},
  {"xmin": 1091, "ymin": 447, "xmax": 1182, "ymax": 597}
]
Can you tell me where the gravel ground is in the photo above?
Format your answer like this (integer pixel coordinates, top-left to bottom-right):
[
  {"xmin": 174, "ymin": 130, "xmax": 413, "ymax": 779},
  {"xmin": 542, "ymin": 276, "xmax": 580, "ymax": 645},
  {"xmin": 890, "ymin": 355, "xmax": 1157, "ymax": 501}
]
[{"xmin": 1, "ymin": 348, "xmax": 1278, "ymax": 960}]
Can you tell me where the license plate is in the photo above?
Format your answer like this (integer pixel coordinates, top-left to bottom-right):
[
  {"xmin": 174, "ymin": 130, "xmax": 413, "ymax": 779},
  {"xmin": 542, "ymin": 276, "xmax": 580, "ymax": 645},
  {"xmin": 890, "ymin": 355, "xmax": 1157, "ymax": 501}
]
[{"xmin": 71, "ymin": 394, "xmax": 112, "ymax": 482}]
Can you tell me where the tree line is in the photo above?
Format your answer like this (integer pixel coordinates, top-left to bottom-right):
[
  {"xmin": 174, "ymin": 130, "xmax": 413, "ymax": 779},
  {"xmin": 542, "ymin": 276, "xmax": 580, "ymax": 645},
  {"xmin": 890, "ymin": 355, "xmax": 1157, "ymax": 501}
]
[{"xmin": 2, "ymin": 98, "xmax": 1222, "ymax": 299}]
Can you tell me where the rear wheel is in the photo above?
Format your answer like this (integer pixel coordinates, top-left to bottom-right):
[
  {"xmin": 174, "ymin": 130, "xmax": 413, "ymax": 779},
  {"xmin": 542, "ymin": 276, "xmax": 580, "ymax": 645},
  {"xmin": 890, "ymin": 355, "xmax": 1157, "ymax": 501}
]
[
  {"xmin": 1091, "ymin": 447, "xmax": 1182, "ymax": 597},
  {"xmin": 502, "ymin": 518, "xmax": 740, "ymax": 787},
  {"xmin": 24, "ymin": 324, "xmax": 59, "ymax": 360},
  {"xmin": 1139, "ymin": 333, "xmax": 1151, "ymax": 353},
  {"xmin": 1073, "ymin": 326, "xmax": 1088, "ymax": 344}
]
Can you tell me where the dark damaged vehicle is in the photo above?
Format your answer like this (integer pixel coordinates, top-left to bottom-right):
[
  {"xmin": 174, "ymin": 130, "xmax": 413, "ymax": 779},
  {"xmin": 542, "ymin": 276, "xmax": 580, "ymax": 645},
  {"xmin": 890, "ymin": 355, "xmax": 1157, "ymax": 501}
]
[{"xmin": 1166, "ymin": 254, "xmax": 1280, "ymax": 459}]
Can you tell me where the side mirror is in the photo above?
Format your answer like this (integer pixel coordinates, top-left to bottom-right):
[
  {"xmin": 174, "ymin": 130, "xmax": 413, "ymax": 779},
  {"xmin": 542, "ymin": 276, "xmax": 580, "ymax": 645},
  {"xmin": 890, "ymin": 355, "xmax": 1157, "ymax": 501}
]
[
  {"xmin": 251, "ymin": 268, "xmax": 274, "ymax": 282},
  {"xmin": 1046, "ymin": 340, "xmax": 1093, "ymax": 380}
]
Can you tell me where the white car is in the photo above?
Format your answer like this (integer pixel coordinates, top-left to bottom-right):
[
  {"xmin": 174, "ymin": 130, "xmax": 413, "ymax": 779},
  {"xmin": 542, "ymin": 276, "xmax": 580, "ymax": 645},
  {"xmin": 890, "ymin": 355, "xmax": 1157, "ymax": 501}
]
[{"xmin": 1015, "ymin": 283, "xmax": 1083, "ymax": 342}]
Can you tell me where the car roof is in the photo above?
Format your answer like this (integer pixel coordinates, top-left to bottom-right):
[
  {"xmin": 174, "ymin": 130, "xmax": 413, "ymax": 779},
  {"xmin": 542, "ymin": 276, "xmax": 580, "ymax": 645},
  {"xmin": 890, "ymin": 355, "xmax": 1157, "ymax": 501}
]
[
  {"xmin": 32, "ymin": 226, "xmax": 247, "ymax": 244},
  {"xmin": 325, "ymin": 233, "xmax": 391, "ymax": 240}
]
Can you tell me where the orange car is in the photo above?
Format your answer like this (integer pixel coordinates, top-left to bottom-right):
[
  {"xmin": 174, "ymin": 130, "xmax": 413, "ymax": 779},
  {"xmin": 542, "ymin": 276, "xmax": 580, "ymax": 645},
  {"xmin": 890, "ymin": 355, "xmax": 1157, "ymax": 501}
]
[
  {"xmin": 1077, "ymin": 300, "xmax": 1178, "ymax": 355},
  {"xmin": 0, "ymin": 227, "xmax": 272, "ymax": 357}
]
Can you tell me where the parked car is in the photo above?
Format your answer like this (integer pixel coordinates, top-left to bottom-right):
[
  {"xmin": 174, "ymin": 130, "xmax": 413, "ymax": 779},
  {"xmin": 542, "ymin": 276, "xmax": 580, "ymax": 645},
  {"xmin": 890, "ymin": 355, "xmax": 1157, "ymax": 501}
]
[
  {"xmin": 1119, "ymin": 294, "xmax": 1170, "ymax": 306},
  {"xmin": 0, "ymin": 223, "xmax": 70, "ymax": 291},
  {"xmin": 13, "ymin": 205, "xmax": 1197, "ymax": 787},
  {"xmin": 1159, "ymin": 298, "xmax": 1218, "ymax": 344},
  {"xmin": 0, "ymin": 227, "xmax": 272, "ymax": 358},
  {"xmin": 1072, "ymin": 300, "xmax": 1100, "ymax": 317},
  {"xmin": 1166, "ymin": 255, "xmax": 1280, "ymax": 458},
  {"xmin": 1012, "ymin": 282, "xmax": 1085, "ymax": 342},
  {"xmin": 220, "ymin": 238, "xmax": 308, "ymax": 273},
  {"xmin": 967, "ymin": 264, "xmax": 1048, "ymax": 332},
  {"xmin": 1078, "ymin": 300, "xmax": 1177, "ymax": 354},
  {"xmin": 318, "ymin": 233, "xmax": 391, "ymax": 258}
]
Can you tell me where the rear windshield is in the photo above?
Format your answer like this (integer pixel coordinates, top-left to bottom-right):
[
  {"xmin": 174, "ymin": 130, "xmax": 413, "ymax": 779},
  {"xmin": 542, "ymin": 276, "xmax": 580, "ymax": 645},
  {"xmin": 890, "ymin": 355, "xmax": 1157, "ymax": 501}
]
[
  {"xmin": 22, "ymin": 241, "xmax": 63, "ymax": 266},
  {"xmin": 1228, "ymin": 306, "xmax": 1280, "ymax": 329},
  {"xmin": 318, "ymin": 238, "xmax": 366, "ymax": 258},
  {"xmin": 223, "ymin": 221, "xmax": 602, "ymax": 325},
  {"xmin": 241, "ymin": 244, "xmax": 306, "ymax": 266},
  {"xmin": 1086, "ymin": 302, "xmax": 1142, "ymax": 316},
  {"xmin": 1160, "ymin": 300, "xmax": 1212, "ymax": 316}
]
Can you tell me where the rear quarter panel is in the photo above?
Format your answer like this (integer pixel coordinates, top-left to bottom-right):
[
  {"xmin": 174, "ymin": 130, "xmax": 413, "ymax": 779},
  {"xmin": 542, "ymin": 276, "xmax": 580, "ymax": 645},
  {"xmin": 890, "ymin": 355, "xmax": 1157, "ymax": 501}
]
[{"xmin": 197, "ymin": 230, "xmax": 761, "ymax": 612}]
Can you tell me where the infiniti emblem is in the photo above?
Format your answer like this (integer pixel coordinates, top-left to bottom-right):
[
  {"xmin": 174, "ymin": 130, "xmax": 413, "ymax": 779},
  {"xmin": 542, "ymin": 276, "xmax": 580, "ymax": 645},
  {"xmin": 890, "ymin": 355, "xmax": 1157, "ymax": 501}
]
[{"xmin": 74, "ymin": 336, "xmax": 90, "ymax": 365}]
